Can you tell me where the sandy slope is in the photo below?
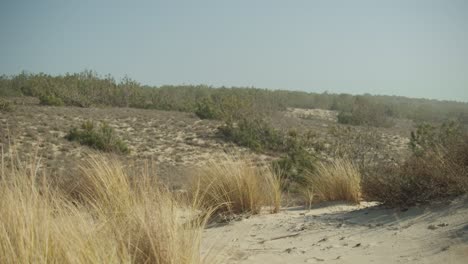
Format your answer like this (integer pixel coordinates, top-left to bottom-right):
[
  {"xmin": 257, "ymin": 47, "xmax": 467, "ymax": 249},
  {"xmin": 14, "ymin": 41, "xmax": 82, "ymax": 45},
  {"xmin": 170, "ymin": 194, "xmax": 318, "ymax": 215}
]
[{"xmin": 202, "ymin": 196, "xmax": 468, "ymax": 263}]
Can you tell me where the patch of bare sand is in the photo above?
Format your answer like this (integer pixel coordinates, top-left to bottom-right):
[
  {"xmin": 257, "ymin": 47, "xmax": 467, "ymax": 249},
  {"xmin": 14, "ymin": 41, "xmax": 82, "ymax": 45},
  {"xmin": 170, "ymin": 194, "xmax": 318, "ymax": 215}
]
[
  {"xmin": 285, "ymin": 108, "xmax": 338, "ymax": 122},
  {"xmin": 203, "ymin": 196, "xmax": 468, "ymax": 263}
]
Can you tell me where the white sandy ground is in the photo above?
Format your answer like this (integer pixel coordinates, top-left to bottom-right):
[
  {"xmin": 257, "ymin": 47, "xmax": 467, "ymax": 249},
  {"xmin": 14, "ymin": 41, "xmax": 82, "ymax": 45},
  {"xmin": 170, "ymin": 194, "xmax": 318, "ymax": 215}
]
[{"xmin": 202, "ymin": 196, "xmax": 468, "ymax": 263}]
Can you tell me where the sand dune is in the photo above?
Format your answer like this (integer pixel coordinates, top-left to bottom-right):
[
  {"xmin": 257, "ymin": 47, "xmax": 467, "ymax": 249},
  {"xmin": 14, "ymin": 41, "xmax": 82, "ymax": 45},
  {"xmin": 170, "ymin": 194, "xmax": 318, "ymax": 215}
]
[{"xmin": 203, "ymin": 196, "xmax": 468, "ymax": 263}]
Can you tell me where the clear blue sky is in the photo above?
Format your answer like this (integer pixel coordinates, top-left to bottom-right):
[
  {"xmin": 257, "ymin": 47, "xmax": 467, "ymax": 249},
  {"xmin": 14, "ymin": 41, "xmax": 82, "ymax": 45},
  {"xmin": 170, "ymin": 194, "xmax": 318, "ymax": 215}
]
[{"xmin": 1, "ymin": 0, "xmax": 467, "ymax": 101}]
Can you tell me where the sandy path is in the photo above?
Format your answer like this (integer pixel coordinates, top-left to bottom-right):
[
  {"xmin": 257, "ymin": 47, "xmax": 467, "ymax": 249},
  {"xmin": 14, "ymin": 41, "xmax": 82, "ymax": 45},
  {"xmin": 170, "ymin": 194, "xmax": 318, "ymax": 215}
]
[{"xmin": 203, "ymin": 196, "xmax": 468, "ymax": 263}]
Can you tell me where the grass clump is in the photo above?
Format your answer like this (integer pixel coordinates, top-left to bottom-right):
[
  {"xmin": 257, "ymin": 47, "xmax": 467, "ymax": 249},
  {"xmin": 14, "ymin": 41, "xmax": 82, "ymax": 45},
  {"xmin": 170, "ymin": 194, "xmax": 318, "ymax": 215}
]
[
  {"xmin": 191, "ymin": 156, "xmax": 282, "ymax": 218},
  {"xmin": 0, "ymin": 99, "xmax": 14, "ymax": 112},
  {"xmin": 65, "ymin": 121, "xmax": 129, "ymax": 154},
  {"xmin": 0, "ymin": 152, "xmax": 211, "ymax": 264},
  {"xmin": 300, "ymin": 159, "xmax": 361, "ymax": 204}
]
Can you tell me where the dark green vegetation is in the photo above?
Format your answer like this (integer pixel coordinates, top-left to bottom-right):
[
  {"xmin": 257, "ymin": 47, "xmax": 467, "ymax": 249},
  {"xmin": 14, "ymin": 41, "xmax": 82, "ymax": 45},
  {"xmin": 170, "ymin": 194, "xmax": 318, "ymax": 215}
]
[
  {"xmin": 271, "ymin": 132, "xmax": 317, "ymax": 186},
  {"xmin": 219, "ymin": 118, "xmax": 283, "ymax": 152},
  {"xmin": 65, "ymin": 121, "xmax": 129, "ymax": 154},
  {"xmin": 40, "ymin": 94, "xmax": 65, "ymax": 106}
]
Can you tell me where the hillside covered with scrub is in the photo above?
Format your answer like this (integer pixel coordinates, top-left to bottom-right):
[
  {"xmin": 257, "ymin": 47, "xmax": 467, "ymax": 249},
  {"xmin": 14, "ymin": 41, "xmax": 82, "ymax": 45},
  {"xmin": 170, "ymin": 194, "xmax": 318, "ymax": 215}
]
[
  {"xmin": 2, "ymin": 71, "xmax": 468, "ymax": 125},
  {"xmin": 1, "ymin": 71, "xmax": 468, "ymax": 263}
]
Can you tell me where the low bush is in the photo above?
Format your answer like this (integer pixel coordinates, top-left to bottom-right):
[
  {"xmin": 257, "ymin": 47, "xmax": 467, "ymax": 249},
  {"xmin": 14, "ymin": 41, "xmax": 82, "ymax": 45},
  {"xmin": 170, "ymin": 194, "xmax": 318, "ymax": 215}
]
[
  {"xmin": 219, "ymin": 119, "xmax": 317, "ymax": 185},
  {"xmin": 363, "ymin": 126, "xmax": 468, "ymax": 207},
  {"xmin": 409, "ymin": 120, "xmax": 464, "ymax": 155},
  {"xmin": 65, "ymin": 121, "xmax": 129, "ymax": 154},
  {"xmin": 194, "ymin": 98, "xmax": 222, "ymax": 119},
  {"xmin": 220, "ymin": 118, "xmax": 316, "ymax": 185},
  {"xmin": 191, "ymin": 156, "xmax": 282, "ymax": 218},
  {"xmin": 363, "ymin": 148, "xmax": 468, "ymax": 207},
  {"xmin": 39, "ymin": 94, "xmax": 64, "ymax": 106},
  {"xmin": 219, "ymin": 118, "xmax": 284, "ymax": 152},
  {"xmin": 272, "ymin": 133, "xmax": 316, "ymax": 185},
  {"xmin": 299, "ymin": 159, "xmax": 361, "ymax": 204},
  {"xmin": 337, "ymin": 96, "xmax": 394, "ymax": 127}
]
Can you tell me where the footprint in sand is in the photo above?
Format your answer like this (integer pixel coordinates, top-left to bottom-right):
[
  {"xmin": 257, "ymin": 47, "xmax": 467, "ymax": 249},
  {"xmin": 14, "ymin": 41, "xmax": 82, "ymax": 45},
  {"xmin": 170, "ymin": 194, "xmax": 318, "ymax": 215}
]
[{"xmin": 305, "ymin": 257, "xmax": 325, "ymax": 262}]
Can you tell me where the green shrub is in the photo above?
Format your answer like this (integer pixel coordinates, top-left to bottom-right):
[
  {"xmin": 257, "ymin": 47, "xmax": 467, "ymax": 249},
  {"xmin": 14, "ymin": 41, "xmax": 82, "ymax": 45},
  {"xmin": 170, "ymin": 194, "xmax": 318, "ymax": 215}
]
[
  {"xmin": 39, "ymin": 94, "xmax": 64, "ymax": 106},
  {"xmin": 66, "ymin": 121, "xmax": 129, "ymax": 154},
  {"xmin": 272, "ymin": 132, "xmax": 316, "ymax": 185},
  {"xmin": 219, "ymin": 118, "xmax": 284, "ymax": 152},
  {"xmin": 194, "ymin": 98, "xmax": 221, "ymax": 119},
  {"xmin": 219, "ymin": 118, "xmax": 316, "ymax": 184},
  {"xmin": 336, "ymin": 111, "xmax": 353, "ymax": 124}
]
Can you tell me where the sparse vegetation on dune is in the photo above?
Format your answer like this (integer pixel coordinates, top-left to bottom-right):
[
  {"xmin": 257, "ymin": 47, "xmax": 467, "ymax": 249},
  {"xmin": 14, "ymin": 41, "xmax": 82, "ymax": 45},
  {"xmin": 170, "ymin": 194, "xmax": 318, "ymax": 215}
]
[
  {"xmin": 1, "ymin": 95, "xmax": 468, "ymax": 264},
  {"xmin": 191, "ymin": 156, "xmax": 282, "ymax": 218},
  {"xmin": 0, "ymin": 151, "xmax": 211, "ymax": 264},
  {"xmin": 2, "ymin": 70, "xmax": 468, "ymax": 258}
]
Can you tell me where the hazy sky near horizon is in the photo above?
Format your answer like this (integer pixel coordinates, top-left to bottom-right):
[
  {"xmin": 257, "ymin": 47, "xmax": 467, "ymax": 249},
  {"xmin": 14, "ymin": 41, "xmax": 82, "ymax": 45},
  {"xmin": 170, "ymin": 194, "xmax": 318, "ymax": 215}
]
[{"xmin": 1, "ymin": 0, "xmax": 467, "ymax": 101}]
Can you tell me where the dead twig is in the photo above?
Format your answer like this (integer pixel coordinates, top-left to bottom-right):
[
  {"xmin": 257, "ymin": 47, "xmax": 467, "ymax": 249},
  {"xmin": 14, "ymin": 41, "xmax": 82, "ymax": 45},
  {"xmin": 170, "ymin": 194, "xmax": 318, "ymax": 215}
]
[{"xmin": 258, "ymin": 233, "xmax": 300, "ymax": 244}]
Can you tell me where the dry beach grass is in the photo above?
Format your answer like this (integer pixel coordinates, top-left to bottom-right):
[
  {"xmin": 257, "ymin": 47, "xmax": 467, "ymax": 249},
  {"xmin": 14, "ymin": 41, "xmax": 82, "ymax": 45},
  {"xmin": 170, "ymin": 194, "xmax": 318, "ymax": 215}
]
[
  {"xmin": 0, "ymin": 150, "xmax": 211, "ymax": 264},
  {"xmin": 300, "ymin": 158, "xmax": 361, "ymax": 205},
  {"xmin": 191, "ymin": 155, "xmax": 282, "ymax": 217}
]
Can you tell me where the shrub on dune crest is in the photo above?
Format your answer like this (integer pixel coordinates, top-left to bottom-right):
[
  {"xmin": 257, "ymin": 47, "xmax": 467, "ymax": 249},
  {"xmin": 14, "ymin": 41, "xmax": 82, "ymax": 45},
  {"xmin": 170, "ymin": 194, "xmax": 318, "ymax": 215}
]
[
  {"xmin": 191, "ymin": 156, "xmax": 282, "ymax": 217},
  {"xmin": 0, "ymin": 152, "xmax": 211, "ymax": 264},
  {"xmin": 300, "ymin": 158, "xmax": 361, "ymax": 204},
  {"xmin": 363, "ymin": 125, "xmax": 468, "ymax": 207},
  {"xmin": 363, "ymin": 144, "xmax": 468, "ymax": 207}
]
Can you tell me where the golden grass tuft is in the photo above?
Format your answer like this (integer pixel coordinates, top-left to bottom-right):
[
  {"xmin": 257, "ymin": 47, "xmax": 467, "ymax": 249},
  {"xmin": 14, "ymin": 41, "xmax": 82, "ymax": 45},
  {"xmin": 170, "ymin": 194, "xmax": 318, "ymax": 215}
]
[
  {"xmin": 191, "ymin": 156, "xmax": 282, "ymax": 217},
  {"xmin": 301, "ymin": 158, "xmax": 361, "ymax": 204},
  {"xmin": 0, "ymin": 151, "xmax": 211, "ymax": 264}
]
